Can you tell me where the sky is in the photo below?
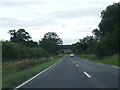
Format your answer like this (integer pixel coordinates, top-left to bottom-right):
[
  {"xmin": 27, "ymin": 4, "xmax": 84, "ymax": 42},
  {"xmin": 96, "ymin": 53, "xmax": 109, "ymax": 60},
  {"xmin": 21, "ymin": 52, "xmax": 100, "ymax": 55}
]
[{"xmin": 0, "ymin": 0, "xmax": 119, "ymax": 45}]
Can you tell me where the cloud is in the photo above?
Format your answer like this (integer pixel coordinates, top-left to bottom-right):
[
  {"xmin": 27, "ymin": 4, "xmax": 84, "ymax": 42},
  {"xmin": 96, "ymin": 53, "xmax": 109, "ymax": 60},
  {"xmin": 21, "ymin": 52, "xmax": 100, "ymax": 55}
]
[
  {"xmin": 0, "ymin": 0, "xmax": 54, "ymax": 3},
  {"xmin": 62, "ymin": 31, "xmax": 93, "ymax": 45},
  {"xmin": 0, "ymin": 17, "xmax": 59, "ymax": 28},
  {"xmin": 0, "ymin": 1, "xmax": 49, "ymax": 8},
  {"xmin": 49, "ymin": 7, "xmax": 101, "ymax": 19},
  {"xmin": 0, "ymin": 0, "xmax": 119, "ymax": 44}
]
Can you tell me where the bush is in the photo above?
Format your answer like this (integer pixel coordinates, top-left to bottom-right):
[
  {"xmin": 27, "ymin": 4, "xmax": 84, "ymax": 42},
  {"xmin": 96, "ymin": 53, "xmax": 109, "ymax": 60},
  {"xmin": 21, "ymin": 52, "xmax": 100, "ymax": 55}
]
[
  {"xmin": 94, "ymin": 32, "xmax": 118, "ymax": 58},
  {"xmin": 2, "ymin": 41, "xmax": 50, "ymax": 61}
]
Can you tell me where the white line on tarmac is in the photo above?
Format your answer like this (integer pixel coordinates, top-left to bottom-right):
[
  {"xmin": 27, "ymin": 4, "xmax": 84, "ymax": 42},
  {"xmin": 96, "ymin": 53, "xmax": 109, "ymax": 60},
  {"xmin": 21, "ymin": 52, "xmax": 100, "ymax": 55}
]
[
  {"xmin": 71, "ymin": 60, "xmax": 72, "ymax": 62},
  {"xmin": 112, "ymin": 66, "xmax": 119, "ymax": 68},
  {"xmin": 71, "ymin": 60, "xmax": 75, "ymax": 64},
  {"xmin": 83, "ymin": 72, "xmax": 91, "ymax": 78},
  {"xmin": 76, "ymin": 65, "xmax": 79, "ymax": 67},
  {"xmin": 14, "ymin": 56, "xmax": 64, "ymax": 90},
  {"xmin": 72, "ymin": 61, "xmax": 75, "ymax": 63}
]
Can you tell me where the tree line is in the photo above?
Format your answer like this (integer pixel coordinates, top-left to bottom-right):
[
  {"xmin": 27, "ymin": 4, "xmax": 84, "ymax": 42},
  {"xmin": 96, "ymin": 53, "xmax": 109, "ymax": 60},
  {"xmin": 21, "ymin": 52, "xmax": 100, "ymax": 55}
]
[
  {"xmin": 2, "ymin": 29, "xmax": 63, "ymax": 61},
  {"xmin": 71, "ymin": 3, "xmax": 119, "ymax": 58},
  {"xmin": 2, "ymin": 3, "xmax": 119, "ymax": 61}
]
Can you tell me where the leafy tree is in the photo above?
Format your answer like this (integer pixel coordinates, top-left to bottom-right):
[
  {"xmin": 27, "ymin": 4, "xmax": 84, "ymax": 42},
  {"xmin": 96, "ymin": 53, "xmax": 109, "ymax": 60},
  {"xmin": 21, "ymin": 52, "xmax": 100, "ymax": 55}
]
[
  {"xmin": 39, "ymin": 32, "xmax": 63, "ymax": 55},
  {"xmin": 72, "ymin": 3, "xmax": 119, "ymax": 57},
  {"xmin": 43, "ymin": 32, "xmax": 63, "ymax": 45},
  {"xmin": 2, "ymin": 41, "xmax": 50, "ymax": 61},
  {"xmin": 9, "ymin": 29, "xmax": 32, "ymax": 44},
  {"xmin": 71, "ymin": 42, "xmax": 80, "ymax": 54},
  {"xmin": 92, "ymin": 28, "xmax": 102, "ymax": 41},
  {"xmin": 72, "ymin": 36, "xmax": 96, "ymax": 54},
  {"xmin": 98, "ymin": 3, "xmax": 119, "ymax": 38},
  {"xmin": 25, "ymin": 40, "xmax": 38, "ymax": 47},
  {"xmin": 93, "ymin": 3, "xmax": 119, "ymax": 57}
]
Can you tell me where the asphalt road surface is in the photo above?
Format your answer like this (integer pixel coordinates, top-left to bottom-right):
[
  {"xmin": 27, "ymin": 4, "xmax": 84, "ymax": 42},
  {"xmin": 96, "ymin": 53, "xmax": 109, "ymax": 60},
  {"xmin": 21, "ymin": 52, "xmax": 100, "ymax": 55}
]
[{"xmin": 17, "ymin": 55, "xmax": 119, "ymax": 88}]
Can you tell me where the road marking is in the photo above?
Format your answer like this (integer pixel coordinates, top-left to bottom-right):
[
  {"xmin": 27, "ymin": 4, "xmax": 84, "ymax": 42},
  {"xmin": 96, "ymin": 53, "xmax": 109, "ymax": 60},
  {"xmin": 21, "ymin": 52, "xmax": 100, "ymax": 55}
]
[
  {"xmin": 14, "ymin": 57, "xmax": 64, "ymax": 90},
  {"xmin": 71, "ymin": 60, "xmax": 75, "ymax": 64},
  {"xmin": 76, "ymin": 65, "xmax": 79, "ymax": 67},
  {"xmin": 112, "ymin": 66, "xmax": 119, "ymax": 68},
  {"xmin": 83, "ymin": 72, "xmax": 91, "ymax": 78},
  {"xmin": 73, "ymin": 61, "xmax": 75, "ymax": 63}
]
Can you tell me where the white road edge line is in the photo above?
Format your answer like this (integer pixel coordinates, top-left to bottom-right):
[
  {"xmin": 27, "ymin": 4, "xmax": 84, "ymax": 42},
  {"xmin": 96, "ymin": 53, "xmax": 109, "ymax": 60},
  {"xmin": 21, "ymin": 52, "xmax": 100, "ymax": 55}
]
[
  {"xmin": 83, "ymin": 72, "xmax": 91, "ymax": 78},
  {"xmin": 14, "ymin": 56, "xmax": 64, "ymax": 90}
]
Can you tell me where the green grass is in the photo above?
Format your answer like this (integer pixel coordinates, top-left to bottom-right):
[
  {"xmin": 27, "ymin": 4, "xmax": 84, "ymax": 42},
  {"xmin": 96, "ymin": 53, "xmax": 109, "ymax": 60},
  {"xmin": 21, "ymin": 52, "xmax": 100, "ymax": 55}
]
[
  {"xmin": 2, "ymin": 55, "xmax": 63, "ymax": 88},
  {"xmin": 76, "ymin": 54, "xmax": 119, "ymax": 67}
]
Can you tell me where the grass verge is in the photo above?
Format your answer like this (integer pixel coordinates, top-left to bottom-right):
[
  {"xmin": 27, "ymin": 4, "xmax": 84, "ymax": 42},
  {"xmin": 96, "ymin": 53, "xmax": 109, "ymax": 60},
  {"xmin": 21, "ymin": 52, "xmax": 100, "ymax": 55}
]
[
  {"xmin": 2, "ymin": 55, "xmax": 63, "ymax": 88},
  {"xmin": 76, "ymin": 54, "xmax": 119, "ymax": 67}
]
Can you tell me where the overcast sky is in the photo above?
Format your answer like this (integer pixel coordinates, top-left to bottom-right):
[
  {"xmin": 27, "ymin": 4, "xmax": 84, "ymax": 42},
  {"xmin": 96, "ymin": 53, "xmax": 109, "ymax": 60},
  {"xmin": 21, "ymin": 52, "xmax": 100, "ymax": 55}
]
[{"xmin": 0, "ymin": 0, "xmax": 119, "ymax": 45}]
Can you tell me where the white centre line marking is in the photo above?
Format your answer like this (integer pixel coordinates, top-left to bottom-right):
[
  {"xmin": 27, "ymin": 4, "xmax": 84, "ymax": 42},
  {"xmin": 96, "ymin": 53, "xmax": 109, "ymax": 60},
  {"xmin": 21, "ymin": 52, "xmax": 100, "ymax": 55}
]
[
  {"xmin": 76, "ymin": 65, "xmax": 79, "ymax": 67},
  {"xmin": 84, "ymin": 72, "xmax": 91, "ymax": 78},
  {"xmin": 71, "ymin": 60, "xmax": 75, "ymax": 64},
  {"xmin": 112, "ymin": 66, "xmax": 119, "ymax": 68}
]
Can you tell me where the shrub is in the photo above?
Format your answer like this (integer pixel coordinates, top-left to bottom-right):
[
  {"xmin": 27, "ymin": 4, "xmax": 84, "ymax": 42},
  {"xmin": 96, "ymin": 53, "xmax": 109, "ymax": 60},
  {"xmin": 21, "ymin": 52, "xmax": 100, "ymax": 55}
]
[{"xmin": 2, "ymin": 41, "xmax": 50, "ymax": 61}]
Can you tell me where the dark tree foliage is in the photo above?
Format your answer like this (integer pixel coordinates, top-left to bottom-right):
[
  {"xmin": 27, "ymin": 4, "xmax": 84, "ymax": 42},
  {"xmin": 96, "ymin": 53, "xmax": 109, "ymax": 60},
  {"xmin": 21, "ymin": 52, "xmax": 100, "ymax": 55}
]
[
  {"xmin": 92, "ymin": 28, "xmax": 102, "ymax": 41},
  {"xmin": 2, "ymin": 41, "xmax": 50, "ymax": 61},
  {"xmin": 43, "ymin": 32, "xmax": 63, "ymax": 45},
  {"xmin": 72, "ymin": 36, "xmax": 96, "ymax": 54},
  {"xmin": 62, "ymin": 45, "xmax": 71, "ymax": 50},
  {"xmin": 72, "ymin": 3, "xmax": 119, "ymax": 57},
  {"xmin": 99, "ymin": 3, "xmax": 119, "ymax": 37},
  {"xmin": 9, "ymin": 29, "xmax": 32, "ymax": 44},
  {"xmin": 39, "ymin": 32, "xmax": 63, "ymax": 55},
  {"xmin": 94, "ymin": 3, "xmax": 119, "ymax": 57},
  {"xmin": 9, "ymin": 29, "xmax": 38, "ymax": 47},
  {"xmin": 25, "ymin": 40, "xmax": 38, "ymax": 47},
  {"xmin": 72, "ymin": 42, "xmax": 80, "ymax": 55}
]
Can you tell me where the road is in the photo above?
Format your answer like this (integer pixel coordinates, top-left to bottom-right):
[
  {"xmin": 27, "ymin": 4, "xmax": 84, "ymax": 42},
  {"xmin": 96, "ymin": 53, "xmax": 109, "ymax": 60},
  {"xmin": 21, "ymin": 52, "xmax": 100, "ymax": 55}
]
[{"xmin": 16, "ymin": 55, "xmax": 119, "ymax": 88}]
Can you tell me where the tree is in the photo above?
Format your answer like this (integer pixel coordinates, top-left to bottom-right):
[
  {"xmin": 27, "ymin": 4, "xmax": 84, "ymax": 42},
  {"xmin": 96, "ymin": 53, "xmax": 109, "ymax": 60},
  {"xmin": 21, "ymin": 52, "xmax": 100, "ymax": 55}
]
[
  {"xmin": 71, "ymin": 42, "xmax": 81, "ymax": 54},
  {"xmin": 92, "ymin": 28, "xmax": 102, "ymax": 41},
  {"xmin": 25, "ymin": 40, "xmax": 38, "ymax": 47},
  {"xmin": 9, "ymin": 29, "xmax": 32, "ymax": 44},
  {"xmin": 98, "ymin": 3, "xmax": 119, "ymax": 38},
  {"xmin": 43, "ymin": 32, "xmax": 63, "ymax": 45},
  {"xmin": 72, "ymin": 36, "xmax": 96, "ymax": 54},
  {"xmin": 93, "ymin": 3, "xmax": 119, "ymax": 57},
  {"xmin": 39, "ymin": 32, "xmax": 63, "ymax": 55}
]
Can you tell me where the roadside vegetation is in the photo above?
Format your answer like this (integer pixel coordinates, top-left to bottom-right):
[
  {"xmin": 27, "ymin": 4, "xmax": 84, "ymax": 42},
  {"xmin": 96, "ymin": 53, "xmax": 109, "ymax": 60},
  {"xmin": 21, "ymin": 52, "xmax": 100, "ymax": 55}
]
[
  {"xmin": 2, "ymin": 29, "xmax": 64, "ymax": 88},
  {"xmin": 3, "ymin": 55, "xmax": 63, "ymax": 88},
  {"xmin": 2, "ymin": 2, "xmax": 119, "ymax": 89},
  {"xmin": 2, "ymin": 41, "xmax": 50, "ymax": 61},
  {"xmin": 2, "ymin": 29, "xmax": 63, "ymax": 61},
  {"xmin": 71, "ymin": 3, "xmax": 119, "ymax": 66},
  {"xmin": 76, "ymin": 54, "xmax": 119, "ymax": 67}
]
